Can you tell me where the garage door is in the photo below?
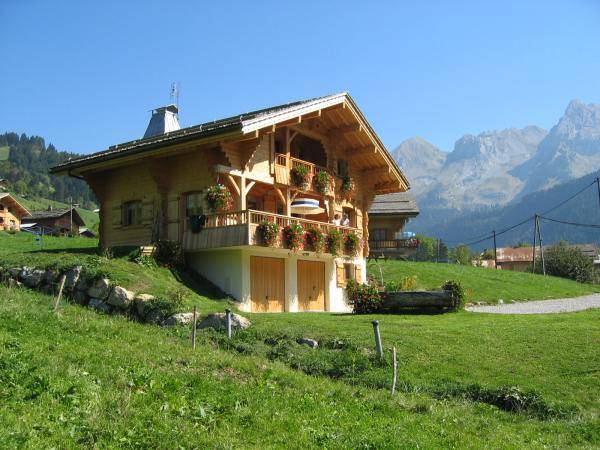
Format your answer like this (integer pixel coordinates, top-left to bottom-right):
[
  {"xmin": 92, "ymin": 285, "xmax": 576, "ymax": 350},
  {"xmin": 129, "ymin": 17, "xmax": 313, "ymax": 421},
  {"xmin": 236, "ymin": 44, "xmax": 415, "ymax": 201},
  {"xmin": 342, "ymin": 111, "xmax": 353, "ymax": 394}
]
[
  {"xmin": 297, "ymin": 260, "xmax": 326, "ymax": 311},
  {"xmin": 250, "ymin": 256, "xmax": 285, "ymax": 312}
]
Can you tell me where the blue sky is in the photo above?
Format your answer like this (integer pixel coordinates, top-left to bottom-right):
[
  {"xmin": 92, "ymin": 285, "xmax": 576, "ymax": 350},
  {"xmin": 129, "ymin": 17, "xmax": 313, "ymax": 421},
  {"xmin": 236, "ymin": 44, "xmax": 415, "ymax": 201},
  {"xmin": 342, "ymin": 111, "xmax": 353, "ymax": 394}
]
[{"xmin": 1, "ymin": 1, "xmax": 599, "ymax": 154}]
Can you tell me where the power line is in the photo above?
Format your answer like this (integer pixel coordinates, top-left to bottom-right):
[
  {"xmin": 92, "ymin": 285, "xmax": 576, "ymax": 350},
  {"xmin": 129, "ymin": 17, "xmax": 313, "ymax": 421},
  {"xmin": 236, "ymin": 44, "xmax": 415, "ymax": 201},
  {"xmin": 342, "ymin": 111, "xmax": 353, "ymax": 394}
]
[
  {"xmin": 539, "ymin": 216, "xmax": 600, "ymax": 229},
  {"xmin": 540, "ymin": 180, "xmax": 596, "ymax": 216}
]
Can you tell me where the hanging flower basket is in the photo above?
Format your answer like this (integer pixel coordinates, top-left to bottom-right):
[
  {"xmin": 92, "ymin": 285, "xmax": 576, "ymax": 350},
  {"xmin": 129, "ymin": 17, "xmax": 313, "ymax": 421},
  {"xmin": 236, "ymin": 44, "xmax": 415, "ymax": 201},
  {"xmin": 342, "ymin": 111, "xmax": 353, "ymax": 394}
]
[
  {"xmin": 314, "ymin": 170, "xmax": 333, "ymax": 195},
  {"xmin": 305, "ymin": 228, "xmax": 326, "ymax": 254},
  {"xmin": 340, "ymin": 175, "xmax": 356, "ymax": 200},
  {"xmin": 257, "ymin": 220, "xmax": 280, "ymax": 247},
  {"xmin": 205, "ymin": 184, "xmax": 233, "ymax": 212},
  {"xmin": 291, "ymin": 165, "xmax": 312, "ymax": 190},
  {"xmin": 345, "ymin": 232, "xmax": 361, "ymax": 256},
  {"xmin": 327, "ymin": 229, "xmax": 344, "ymax": 256},
  {"xmin": 283, "ymin": 223, "xmax": 304, "ymax": 252}
]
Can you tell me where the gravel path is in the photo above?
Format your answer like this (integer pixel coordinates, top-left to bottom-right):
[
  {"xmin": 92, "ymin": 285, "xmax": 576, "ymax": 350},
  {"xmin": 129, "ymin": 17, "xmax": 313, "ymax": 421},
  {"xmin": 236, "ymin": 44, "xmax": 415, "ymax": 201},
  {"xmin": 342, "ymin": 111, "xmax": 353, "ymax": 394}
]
[{"xmin": 466, "ymin": 294, "xmax": 600, "ymax": 314}]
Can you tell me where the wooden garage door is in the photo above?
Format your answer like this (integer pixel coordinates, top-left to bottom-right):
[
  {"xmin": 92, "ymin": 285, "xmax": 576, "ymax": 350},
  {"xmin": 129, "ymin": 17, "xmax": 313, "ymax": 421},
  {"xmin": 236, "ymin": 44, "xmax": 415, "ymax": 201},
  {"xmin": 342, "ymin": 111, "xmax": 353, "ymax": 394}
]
[
  {"xmin": 250, "ymin": 256, "xmax": 285, "ymax": 312},
  {"xmin": 297, "ymin": 260, "xmax": 326, "ymax": 311}
]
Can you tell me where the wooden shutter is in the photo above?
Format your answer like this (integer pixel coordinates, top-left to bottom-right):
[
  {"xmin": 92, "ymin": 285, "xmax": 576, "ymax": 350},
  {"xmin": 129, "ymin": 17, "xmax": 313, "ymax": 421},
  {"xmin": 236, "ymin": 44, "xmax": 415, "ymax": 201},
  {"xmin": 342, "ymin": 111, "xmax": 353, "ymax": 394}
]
[
  {"xmin": 354, "ymin": 265, "xmax": 362, "ymax": 283},
  {"xmin": 111, "ymin": 205, "xmax": 122, "ymax": 229},
  {"xmin": 336, "ymin": 263, "xmax": 345, "ymax": 287},
  {"xmin": 141, "ymin": 199, "xmax": 154, "ymax": 225},
  {"xmin": 167, "ymin": 195, "xmax": 181, "ymax": 241}
]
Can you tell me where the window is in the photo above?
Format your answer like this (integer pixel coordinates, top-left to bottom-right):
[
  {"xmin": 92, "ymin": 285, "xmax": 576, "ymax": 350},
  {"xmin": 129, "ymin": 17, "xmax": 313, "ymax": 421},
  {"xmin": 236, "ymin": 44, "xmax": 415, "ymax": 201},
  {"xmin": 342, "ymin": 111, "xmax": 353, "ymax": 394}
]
[
  {"xmin": 186, "ymin": 192, "xmax": 203, "ymax": 217},
  {"xmin": 336, "ymin": 263, "xmax": 363, "ymax": 287},
  {"xmin": 371, "ymin": 228, "xmax": 387, "ymax": 241},
  {"xmin": 337, "ymin": 159, "xmax": 349, "ymax": 177},
  {"xmin": 122, "ymin": 200, "xmax": 142, "ymax": 226},
  {"xmin": 344, "ymin": 263, "xmax": 355, "ymax": 282}
]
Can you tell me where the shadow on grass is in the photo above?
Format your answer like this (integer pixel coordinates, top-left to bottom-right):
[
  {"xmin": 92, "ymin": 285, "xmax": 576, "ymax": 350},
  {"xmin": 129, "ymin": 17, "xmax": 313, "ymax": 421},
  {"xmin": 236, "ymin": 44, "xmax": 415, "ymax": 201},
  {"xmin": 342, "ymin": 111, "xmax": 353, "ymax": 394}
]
[
  {"xmin": 27, "ymin": 247, "xmax": 98, "ymax": 255},
  {"xmin": 170, "ymin": 267, "xmax": 231, "ymax": 303}
]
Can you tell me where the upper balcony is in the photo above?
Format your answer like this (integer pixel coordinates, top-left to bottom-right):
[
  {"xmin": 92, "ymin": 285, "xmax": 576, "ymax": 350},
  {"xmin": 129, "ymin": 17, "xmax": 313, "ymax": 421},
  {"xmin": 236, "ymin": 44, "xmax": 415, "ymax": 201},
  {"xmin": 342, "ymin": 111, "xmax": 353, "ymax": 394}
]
[
  {"xmin": 183, "ymin": 209, "xmax": 361, "ymax": 255},
  {"xmin": 274, "ymin": 154, "xmax": 337, "ymax": 195}
]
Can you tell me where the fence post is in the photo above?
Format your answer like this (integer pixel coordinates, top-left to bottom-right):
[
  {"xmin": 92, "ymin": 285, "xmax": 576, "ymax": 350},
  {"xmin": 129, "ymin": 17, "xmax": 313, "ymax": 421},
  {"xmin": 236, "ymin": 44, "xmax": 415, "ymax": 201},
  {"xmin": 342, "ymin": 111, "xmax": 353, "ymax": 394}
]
[
  {"xmin": 54, "ymin": 274, "xmax": 66, "ymax": 313},
  {"xmin": 225, "ymin": 308, "xmax": 232, "ymax": 339},
  {"xmin": 191, "ymin": 305, "xmax": 197, "ymax": 350},
  {"xmin": 391, "ymin": 346, "xmax": 397, "ymax": 395},
  {"xmin": 372, "ymin": 320, "xmax": 383, "ymax": 358}
]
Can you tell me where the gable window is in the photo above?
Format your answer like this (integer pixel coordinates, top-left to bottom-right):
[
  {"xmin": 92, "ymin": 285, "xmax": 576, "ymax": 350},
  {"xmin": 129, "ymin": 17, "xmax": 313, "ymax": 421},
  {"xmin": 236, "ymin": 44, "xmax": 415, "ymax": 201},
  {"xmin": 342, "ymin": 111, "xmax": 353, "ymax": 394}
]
[
  {"xmin": 186, "ymin": 192, "xmax": 204, "ymax": 217},
  {"xmin": 122, "ymin": 200, "xmax": 142, "ymax": 226}
]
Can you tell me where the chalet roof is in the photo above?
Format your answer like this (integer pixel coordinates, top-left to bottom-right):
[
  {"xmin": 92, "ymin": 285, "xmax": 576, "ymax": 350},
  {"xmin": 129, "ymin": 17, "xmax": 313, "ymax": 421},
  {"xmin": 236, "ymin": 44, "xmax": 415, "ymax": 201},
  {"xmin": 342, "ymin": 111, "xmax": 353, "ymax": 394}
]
[
  {"xmin": 369, "ymin": 192, "xmax": 419, "ymax": 216},
  {"xmin": 22, "ymin": 207, "xmax": 85, "ymax": 226},
  {"xmin": 0, "ymin": 192, "xmax": 31, "ymax": 217},
  {"xmin": 49, "ymin": 92, "xmax": 409, "ymax": 192}
]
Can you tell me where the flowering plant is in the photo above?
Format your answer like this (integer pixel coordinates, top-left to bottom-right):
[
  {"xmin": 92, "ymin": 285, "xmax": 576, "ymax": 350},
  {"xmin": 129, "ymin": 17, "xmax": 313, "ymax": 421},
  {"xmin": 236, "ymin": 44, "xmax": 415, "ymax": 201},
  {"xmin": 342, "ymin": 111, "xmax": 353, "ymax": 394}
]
[
  {"xmin": 305, "ymin": 228, "xmax": 326, "ymax": 253},
  {"xmin": 205, "ymin": 184, "xmax": 233, "ymax": 212},
  {"xmin": 327, "ymin": 229, "xmax": 344, "ymax": 256},
  {"xmin": 340, "ymin": 175, "xmax": 356, "ymax": 199},
  {"xmin": 314, "ymin": 170, "xmax": 333, "ymax": 195},
  {"xmin": 283, "ymin": 223, "xmax": 304, "ymax": 252},
  {"xmin": 345, "ymin": 232, "xmax": 361, "ymax": 256},
  {"xmin": 257, "ymin": 220, "xmax": 280, "ymax": 247},
  {"xmin": 291, "ymin": 165, "xmax": 312, "ymax": 190}
]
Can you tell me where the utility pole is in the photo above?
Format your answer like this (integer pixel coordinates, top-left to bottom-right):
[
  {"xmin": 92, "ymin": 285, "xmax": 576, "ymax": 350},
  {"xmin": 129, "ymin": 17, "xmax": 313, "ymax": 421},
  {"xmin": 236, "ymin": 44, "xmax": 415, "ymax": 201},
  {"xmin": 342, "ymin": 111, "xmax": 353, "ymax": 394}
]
[
  {"xmin": 492, "ymin": 230, "xmax": 498, "ymax": 269},
  {"xmin": 596, "ymin": 177, "xmax": 600, "ymax": 209},
  {"xmin": 536, "ymin": 215, "xmax": 546, "ymax": 276},
  {"xmin": 436, "ymin": 238, "xmax": 440, "ymax": 263},
  {"xmin": 532, "ymin": 215, "xmax": 537, "ymax": 274},
  {"xmin": 69, "ymin": 197, "xmax": 73, "ymax": 236}
]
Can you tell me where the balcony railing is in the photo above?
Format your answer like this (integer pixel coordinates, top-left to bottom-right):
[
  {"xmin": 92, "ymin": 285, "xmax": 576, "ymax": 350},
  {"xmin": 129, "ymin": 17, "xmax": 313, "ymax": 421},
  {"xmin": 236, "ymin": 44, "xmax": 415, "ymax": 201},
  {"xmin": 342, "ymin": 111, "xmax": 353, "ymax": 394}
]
[
  {"xmin": 274, "ymin": 154, "xmax": 336, "ymax": 193},
  {"xmin": 368, "ymin": 238, "xmax": 419, "ymax": 250},
  {"xmin": 183, "ymin": 209, "xmax": 361, "ymax": 253}
]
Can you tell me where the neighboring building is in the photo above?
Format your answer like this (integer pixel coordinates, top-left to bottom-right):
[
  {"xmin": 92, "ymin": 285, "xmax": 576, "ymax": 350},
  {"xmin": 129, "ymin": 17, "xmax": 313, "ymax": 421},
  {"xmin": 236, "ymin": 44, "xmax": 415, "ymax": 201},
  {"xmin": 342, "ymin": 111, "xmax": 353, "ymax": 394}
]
[
  {"xmin": 368, "ymin": 191, "xmax": 419, "ymax": 259},
  {"xmin": 21, "ymin": 207, "xmax": 85, "ymax": 235},
  {"xmin": 0, "ymin": 192, "xmax": 30, "ymax": 231},
  {"xmin": 478, "ymin": 244, "xmax": 600, "ymax": 271},
  {"xmin": 50, "ymin": 93, "xmax": 410, "ymax": 313},
  {"xmin": 79, "ymin": 227, "xmax": 96, "ymax": 238},
  {"xmin": 0, "ymin": 178, "xmax": 8, "ymax": 191}
]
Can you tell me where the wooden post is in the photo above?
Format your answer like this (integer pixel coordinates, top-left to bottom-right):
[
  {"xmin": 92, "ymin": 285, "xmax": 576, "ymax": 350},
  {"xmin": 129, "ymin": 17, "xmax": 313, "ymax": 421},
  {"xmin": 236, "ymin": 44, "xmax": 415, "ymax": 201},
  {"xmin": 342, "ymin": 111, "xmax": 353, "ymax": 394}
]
[
  {"xmin": 191, "ymin": 305, "xmax": 197, "ymax": 350},
  {"xmin": 54, "ymin": 274, "xmax": 66, "ymax": 312},
  {"xmin": 492, "ymin": 230, "xmax": 498, "ymax": 269},
  {"xmin": 225, "ymin": 308, "xmax": 232, "ymax": 339},
  {"xmin": 372, "ymin": 320, "xmax": 383, "ymax": 358},
  {"xmin": 531, "ymin": 215, "xmax": 537, "ymax": 274},
  {"xmin": 391, "ymin": 346, "xmax": 397, "ymax": 395}
]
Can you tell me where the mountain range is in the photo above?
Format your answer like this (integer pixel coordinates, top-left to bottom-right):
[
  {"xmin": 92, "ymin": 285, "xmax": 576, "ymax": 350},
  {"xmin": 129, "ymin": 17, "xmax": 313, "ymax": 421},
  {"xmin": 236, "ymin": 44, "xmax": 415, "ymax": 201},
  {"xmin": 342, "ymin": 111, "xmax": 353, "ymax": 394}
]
[{"xmin": 395, "ymin": 99, "xmax": 600, "ymax": 246}]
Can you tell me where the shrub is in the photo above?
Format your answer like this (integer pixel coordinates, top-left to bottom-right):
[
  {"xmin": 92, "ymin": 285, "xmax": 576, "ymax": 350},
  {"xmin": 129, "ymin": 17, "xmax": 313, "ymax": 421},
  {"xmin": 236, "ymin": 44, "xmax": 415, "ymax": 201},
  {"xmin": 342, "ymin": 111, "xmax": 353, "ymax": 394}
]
[
  {"xmin": 258, "ymin": 221, "xmax": 280, "ymax": 247},
  {"xmin": 542, "ymin": 242, "xmax": 594, "ymax": 283},
  {"xmin": 314, "ymin": 170, "xmax": 333, "ymax": 195},
  {"xmin": 344, "ymin": 232, "xmax": 361, "ymax": 256},
  {"xmin": 283, "ymin": 223, "xmax": 304, "ymax": 252},
  {"xmin": 291, "ymin": 165, "xmax": 311, "ymax": 190},
  {"xmin": 385, "ymin": 275, "xmax": 418, "ymax": 292},
  {"xmin": 154, "ymin": 240, "xmax": 184, "ymax": 268},
  {"xmin": 346, "ymin": 279, "xmax": 383, "ymax": 314},
  {"xmin": 327, "ymin": 229, "xmax": 344, "ymax": 256},
  {"xmin": 442, "ymin": 280, "xmax": 465, "ymax": 310},
  {"xmin": 145, "ymin": 295, "xmax": 184, "ymax": 319},
  {"xmin": 205, "ymin": 184, "xmax": 233, "ymax": 212},
  {"xmin": 340, "ymin": 175, "xmax": 356, "ymax": 199},
  {"xmin": 305, "ymin": 228, "xmax": 325, "ymax": 253}
]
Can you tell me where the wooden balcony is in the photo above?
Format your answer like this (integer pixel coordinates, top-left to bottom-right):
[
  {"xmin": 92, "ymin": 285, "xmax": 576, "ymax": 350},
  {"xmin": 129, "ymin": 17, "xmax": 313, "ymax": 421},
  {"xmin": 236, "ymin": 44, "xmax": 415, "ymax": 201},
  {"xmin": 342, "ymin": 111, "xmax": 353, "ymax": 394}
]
[
  {"xmin": 368, "ymin": 238, "xmax": 419, "ymax": 250},
  {"xmin": 274, "ymin": 154, "xmax": 336, "ymax": 194},
  {"xmin": 183, "ymin": 209, "xmax": 361, "ymax": 253}
]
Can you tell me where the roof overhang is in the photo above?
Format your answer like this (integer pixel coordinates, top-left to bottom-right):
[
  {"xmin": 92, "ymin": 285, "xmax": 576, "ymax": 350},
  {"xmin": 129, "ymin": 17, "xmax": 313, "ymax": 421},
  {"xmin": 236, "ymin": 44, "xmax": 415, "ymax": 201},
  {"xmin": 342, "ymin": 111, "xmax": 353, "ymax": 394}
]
[{"xmin": 0, "ymin": 193, "xmax": 31, "ymax": 218}]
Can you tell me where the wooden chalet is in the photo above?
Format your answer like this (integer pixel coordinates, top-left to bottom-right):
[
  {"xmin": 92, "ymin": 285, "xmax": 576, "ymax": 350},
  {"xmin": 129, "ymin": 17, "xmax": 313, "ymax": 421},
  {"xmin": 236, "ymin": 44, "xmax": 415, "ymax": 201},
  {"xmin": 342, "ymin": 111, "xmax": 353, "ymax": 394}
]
[
  {"xmin": 368, "ymin": 192, "xmax": 419, "ymax": 258},
  {"xmin": 22, "ymin": 207, "xmax": 85, "ymax": 236},
  {"xmin": 51, "ymin": 93, "xmax": 409, "ymax": 312},
  {"xmin": 0, "ymin": 193, "xmax": 30, "ymax": 231}
]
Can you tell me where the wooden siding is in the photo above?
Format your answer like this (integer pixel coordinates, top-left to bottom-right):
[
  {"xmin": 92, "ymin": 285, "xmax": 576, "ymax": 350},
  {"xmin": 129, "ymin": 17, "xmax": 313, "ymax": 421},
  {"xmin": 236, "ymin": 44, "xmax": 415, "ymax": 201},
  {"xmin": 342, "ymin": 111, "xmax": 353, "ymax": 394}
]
[
  {"xmin": 297, "ymin": 260, "xmax": 326, "ymax": 311},
  {"xmin": 250, "ymin": 256, "xmax": 285, "ymax": 312},
  {"xmin": 0, "ymin": 208, "xmax": 21, "ymax": 231}
]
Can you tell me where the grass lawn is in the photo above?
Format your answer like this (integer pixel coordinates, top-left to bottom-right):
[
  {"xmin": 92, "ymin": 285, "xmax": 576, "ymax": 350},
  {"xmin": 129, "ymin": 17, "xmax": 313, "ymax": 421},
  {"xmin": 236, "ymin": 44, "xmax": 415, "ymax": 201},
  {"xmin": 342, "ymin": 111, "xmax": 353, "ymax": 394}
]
[
  {"xmin": 1, "ymin": 287, "xmax": 598, "ymax": 448},
  {"xmin": 368, "ymin": 259, "xmax": 600, "ymax": 304}
]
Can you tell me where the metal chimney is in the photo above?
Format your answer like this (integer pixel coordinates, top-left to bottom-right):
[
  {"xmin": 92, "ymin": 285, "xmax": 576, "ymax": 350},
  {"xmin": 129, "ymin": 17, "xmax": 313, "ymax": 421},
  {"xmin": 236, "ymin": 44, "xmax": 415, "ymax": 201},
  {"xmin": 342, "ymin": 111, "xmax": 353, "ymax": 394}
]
[{"xmin": 143, "ymin": 104, "xmax": 181, "ymax": 138}]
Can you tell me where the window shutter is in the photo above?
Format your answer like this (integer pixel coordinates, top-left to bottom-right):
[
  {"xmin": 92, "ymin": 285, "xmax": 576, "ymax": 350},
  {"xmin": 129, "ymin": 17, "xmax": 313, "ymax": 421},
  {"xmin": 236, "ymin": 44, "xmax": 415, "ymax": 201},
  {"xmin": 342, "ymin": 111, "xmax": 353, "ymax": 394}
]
[
  {"xmin": 354, "ymin": 265, "xmax": 362, "ymax": 283},
  {"xmin": 111, "ymin": 205, "xmax": 122, "ymax": 229},
  {"xmin": 336, "ymin": 263, "xmax": 345, "ymax": 287}
]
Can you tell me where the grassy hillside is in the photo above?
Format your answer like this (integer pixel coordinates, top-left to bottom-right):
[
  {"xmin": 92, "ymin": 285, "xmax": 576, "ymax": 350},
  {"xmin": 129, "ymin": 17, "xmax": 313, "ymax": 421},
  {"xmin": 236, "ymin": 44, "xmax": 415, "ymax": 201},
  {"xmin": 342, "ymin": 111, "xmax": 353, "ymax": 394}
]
[
  {"xmin": 1, "ymin": 233, "xmax": 599, "ymax": 446},
  {"xmin": 1, "ymin": 286, "xmax": 598, "ymax": 448},
  {"xmin": 369, "ymin": 259, "xmax": 600, "ymax": 303},
  {"xmin": 0, "ymin": 146, "xmax": 8, "ymax": 161}
]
